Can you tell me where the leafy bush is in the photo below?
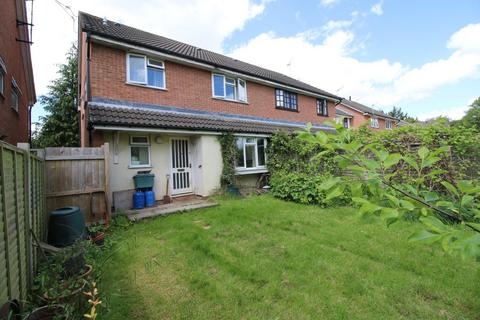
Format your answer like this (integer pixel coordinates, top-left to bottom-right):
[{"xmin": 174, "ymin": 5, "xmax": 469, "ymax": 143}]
[{"xmin": 271, "ymin": 172, "xmax": 351, "ymax": 206}]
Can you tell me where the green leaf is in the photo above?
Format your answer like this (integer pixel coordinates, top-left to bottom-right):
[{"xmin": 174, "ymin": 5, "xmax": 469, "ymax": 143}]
[
  {"xmin": 430, "ymin": 146, "xmax": 450, "ymax": 156},
  {"xmin": 457, "ymin": 180, "xmax": 480, "ymax": 194},
  {"xmin": 359, "ymin": 202, "xmax": 382, "ymax": 215},
  {"xmin": 436, "ymin": 200, "xmax": 455, "ymax": 209},
  {"xmin": 314, "ymin": 131, "xmax": 329, "ymax": 145},
  {"xmin": 318, "ymin": 177, "xmax": 341, "ymax": 190},
  {"xmin": 422, "ymin": 191, "xmax": 439, "ymax": 203},
  {"xmin": 380, "ymin": 208, "xmax": 399, "ymax": 226},
  {"xmin": 383, "ymin": 153, "xmax": 402, "ymax": 169},
  {"xmin": 403, "ymin": 156, "xmax": 419, "ymax": 171},
  {"xmin": 420, "ymin": 216, "xmax": 448, "ymax": 234},
  {"xmin": 385, "ymin": 194, "xmax": 400, "ymax": 207},
  {"xmin": 373, "ymin": 149, "xmax": 388, "ymax": 162},
  {"xmin": 461, "ymin": 195, "xmax": 474, "ymax": 207},
  {"xmin": 408, "ymin": 229, "xmax": 442, "ymax": 243},
  {"xmin": 418, "ymin": 146, "xmax": 430, "ymax": 160},
  {"xmin": 422, "ymin": 156, "xmax": 441, "ymax": 168},
  {"xmin": 399, "ymin": 199, "xmax": 415, "ymax": 211},
  {"xmin": 325, "ymin": 186, "xmax": 344, "ymax": 201},
  {"xmin": 352, "ymin": 197, "xmax": 369, "ymax": 205},
  {"xmin": 441, "ymin": 181, "xmax": 459, "ymax": 197}
]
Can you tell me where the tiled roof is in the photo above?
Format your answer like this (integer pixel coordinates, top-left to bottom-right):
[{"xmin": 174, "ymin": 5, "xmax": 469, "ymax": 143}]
[
  {"xmin": 335, "ymin": 108, "xmax": 353, "ymax": 117},
  {"xmin": 88, "ymin": 98, "xmax": 335, "ymax": 134},
  {"xmin": 79, "ymin": 12, "xmax": 341, "ymax": 100},
  {"xmin": 341, "ymin": 99, "xmax": 398, "ymax": 120}
]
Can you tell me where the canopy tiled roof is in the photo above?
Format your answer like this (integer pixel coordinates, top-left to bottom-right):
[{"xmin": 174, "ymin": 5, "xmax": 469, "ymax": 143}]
[
  {"xmin": 79, "ymin": 12, "xmax": 341, "ymax": 100},
  {"xmin": 341, "ymin": 99, "xmax": 398, "ymax": 120},
  {"xmin": 335, "ymin": 108, "xmax": 354, "ymax": 117},
  {"xmin": 88, "ymin": 98, "xmax": 335, "ymax": 134}
]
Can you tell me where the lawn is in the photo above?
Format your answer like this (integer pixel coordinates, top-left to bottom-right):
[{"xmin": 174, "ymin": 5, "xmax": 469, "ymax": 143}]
[{"xmin": 97, "ymin": 195, "xmax": 479, "ymax": 319}]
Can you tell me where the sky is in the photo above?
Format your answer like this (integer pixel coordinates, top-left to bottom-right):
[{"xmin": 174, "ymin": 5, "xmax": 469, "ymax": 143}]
[{"xmin": 29, "ymin": 0, "xmax": 480, "ymax": 124}]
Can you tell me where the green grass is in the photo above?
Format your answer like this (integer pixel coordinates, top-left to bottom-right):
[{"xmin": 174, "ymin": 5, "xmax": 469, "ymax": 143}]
[{"xmin": 97, "ymin": 195, "xmax": 479, "ymax": 320}]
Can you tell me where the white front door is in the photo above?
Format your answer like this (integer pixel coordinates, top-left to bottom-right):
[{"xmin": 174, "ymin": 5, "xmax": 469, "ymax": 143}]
[{"xmin": 170, "ymin": 138, "xmax": 193, "ymax": 195}]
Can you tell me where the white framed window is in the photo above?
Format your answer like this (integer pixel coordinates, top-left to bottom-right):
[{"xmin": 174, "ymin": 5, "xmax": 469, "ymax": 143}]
[
  {"xmin": 370, "ymin": 117, "xmax": 379, "ymax": 128},
  {"xmin": 10, "ymin": 78, "xmax": 21, "ymax": 112},
  {"xmin": 0, "ymin": 56, "xmax": 6, "ymax": 97},
  {"xmin": 212, "ymin": 73, "xmax": 247, "ymax": 102},
  {"xmin": 386, "ymin": 120, "xmax": 393, "ymax": 130},
  {"xmin": 127, "ymin": 53, "xmax": 165, "ymax": 89},
  {"xmin": 235, "ymin": 137, "xmax": 267, "ymax": 171},
  {"xmin": 129, "ymin": 135, "xmax": 151, "ymax": 167}
]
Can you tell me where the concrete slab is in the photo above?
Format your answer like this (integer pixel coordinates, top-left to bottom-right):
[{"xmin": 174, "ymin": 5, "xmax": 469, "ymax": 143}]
[{"xmin": 125, "ymin": 198, "xmax": 218, "ymax": 222}]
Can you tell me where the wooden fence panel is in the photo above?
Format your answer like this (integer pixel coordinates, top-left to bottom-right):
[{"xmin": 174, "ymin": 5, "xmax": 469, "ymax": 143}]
[
  {"xmin": 45, "ymin": 144, "xmax": 110, "ymax": 224},
  {"xmin": 0, "ymin": 142, "xmax": 45, "ymax": 302}
]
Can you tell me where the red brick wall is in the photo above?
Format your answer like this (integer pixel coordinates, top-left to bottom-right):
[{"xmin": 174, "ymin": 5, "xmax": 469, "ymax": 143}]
[
  {"xmin": 0, "ymin": 0, "xmax": 31, "ymax": 145},
  {"xmin": 89, "ymin": 43, "xmax": 337, "ymax": 125},
  {"xmin": 337, "ymin": 105, "xmax": 395, "ymax": 130}
]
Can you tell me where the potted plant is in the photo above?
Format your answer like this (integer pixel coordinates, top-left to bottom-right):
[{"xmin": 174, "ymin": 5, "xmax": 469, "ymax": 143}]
[{"xmin": 87, "ymin": 222, "xmax": 106, "ymax": 246}]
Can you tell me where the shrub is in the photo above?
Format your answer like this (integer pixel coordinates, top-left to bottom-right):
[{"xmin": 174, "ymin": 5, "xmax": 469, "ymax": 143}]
[{"xmin": 270, "ymin": 172, "xmax": 351, "ymax": 206}]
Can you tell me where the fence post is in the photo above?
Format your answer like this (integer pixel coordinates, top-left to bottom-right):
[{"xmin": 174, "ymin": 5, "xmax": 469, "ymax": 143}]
[{"xmin": 18, "ymin": 143, "xmax": 33, "ymax": 291}]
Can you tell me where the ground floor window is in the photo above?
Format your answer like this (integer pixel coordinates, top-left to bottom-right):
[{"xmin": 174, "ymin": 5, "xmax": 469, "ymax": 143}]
[
  {"xmin": 386, "ymin": 120, "xmax": 393, "ymax": 129},
  {"xmin": 235, "ymin": 137, "xmax": 267, "ymax": 170},
  {"xmin": 129, "ymin": 135, "xmax": 151, "ymax": 167}
]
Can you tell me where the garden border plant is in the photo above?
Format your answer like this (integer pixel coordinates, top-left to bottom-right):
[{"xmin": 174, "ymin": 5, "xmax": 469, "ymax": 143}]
[{"xmin": 294, "ymin": 122, "xmax": 480, "ymax": 260}]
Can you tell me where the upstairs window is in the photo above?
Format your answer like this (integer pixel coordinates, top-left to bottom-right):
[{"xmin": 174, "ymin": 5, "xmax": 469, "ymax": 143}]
[
  {"xmin": 10, "ymin": 78, "xmax": 21, "ymax": 112},
  {"xmin": 235, "ymin": 137, "xmax": 267, "ymax": 170},
  {"xmin": 129, "ymin": 135, "xmax": 151, "ymax": 167},
  {"xmin": 127, "ymin": 54, "xmax": 165, "ymax": 89},
  {"xmin": 275, "ymin": 89, "xmax": 297, "ymax": 111},
  {"xmin": 212, "ymin": 74, "xmax": 247, "ymax": 102},
  {"xmin": 0, "ymin": 56, "xmax": 5, "ymax": 97},
  {"xmin": 386, "ymin": 120, "xmax": 393, "ymax": 130},
  {"xmin": 317, "ymin": 98, "xmax": 328, "ymax": 116},
  {"xmin": 370, "ymin": 117, "xmax": 379, "ymax": 128}
]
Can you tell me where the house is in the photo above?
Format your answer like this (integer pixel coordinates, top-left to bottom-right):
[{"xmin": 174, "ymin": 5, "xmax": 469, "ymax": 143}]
[
  {"xmin": 336, "ymin": 98, "xmax": 398, "ymax": 130},
  {"xmin": 77, "ymin": 12, "xmax": 342, "ymax": 204},
  {"xmin": 0, "ymin": 0, "xmax": 36, "ymax": 145}
]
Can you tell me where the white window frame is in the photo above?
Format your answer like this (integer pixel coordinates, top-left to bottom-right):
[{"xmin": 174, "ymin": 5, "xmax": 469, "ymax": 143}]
[
  {"xmin": 10, "ymin": 78, "xmax": 21, "ymax": 112},
  {"xmin": 129, "ymin": 135, "xmax": 151, "ymax": 168},
  {"xmin": 386, "ymin": 120, "xmax": 393, "ymax": 130},
  {"xmin": 370, "ymin": 117, "xmax": 379, "ymax": 128},
  {"xmin": 211, "ymin": 73, "xmax": 248, "ymax": 102},
  {"xmin": 0, "ymin": 56, "xmax": 6, "ymax": 97},
  {"xmin": 235, "ymin": 137, "xmax": 267, "ymax": 172},
  {"xmin": 126, "ymin": 53, "xmax": 166, "ymax": 89}
]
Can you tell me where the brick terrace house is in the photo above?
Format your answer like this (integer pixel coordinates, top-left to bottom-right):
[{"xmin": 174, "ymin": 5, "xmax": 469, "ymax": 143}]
[
  {"xmin": 78, "ymin": 12, "xmax": 344, "ymax": 205},
  {"xmin": 0, "ymin": 0, "xmax": 36, "ymax": 145},
  {"xmin": 335, "ymin": 98, "xmax": 399, "ymax": 130}
]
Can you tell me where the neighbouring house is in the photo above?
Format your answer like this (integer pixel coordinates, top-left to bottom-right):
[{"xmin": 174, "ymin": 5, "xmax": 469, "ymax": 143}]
[
  {"xmin": 0, "ymin": 0, "xmax": 36, "ymax": 145},
  {"xmin": 336, "ymin": 98, "xmax": 399, "ymax": 130},
  {"xmin": 77, "ymin": 12, "xmax": 342, "ymax": 205}
]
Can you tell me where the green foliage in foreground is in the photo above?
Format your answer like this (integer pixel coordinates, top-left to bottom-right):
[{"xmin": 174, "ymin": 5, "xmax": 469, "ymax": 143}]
[
  {"xmin": 297, "ymin": 123, "xmax": 480, "ymax": 260},
  {"xmin": 94, "ymin": 196, "xmax": 479, "ymax": 319}
]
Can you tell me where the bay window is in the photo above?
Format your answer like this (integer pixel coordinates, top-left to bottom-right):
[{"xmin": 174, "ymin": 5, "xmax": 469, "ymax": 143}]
[
  {"xmin": 212, "ymin": 74, "xmax": 247, "ymax": 102},
  {"xmin": 235, "ymin": 137, "xmax": 267, "ymax": 171},
  {"xmin": 129, "ymin": 136, "xmax": 151, "ymax": 167},
  {"xmin": 127, "ymin": 53, "xmax": 165, "ymax": 89}
]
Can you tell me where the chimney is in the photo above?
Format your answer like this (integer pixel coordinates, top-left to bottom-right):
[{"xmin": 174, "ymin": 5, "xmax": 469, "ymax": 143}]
[
  {"xmin": 102, "ymin": 17, "xmax": 108, "ymax": 26},
  {"xmin": 349, "ymin": 96, "xmax": 351, "ymax": 101}
]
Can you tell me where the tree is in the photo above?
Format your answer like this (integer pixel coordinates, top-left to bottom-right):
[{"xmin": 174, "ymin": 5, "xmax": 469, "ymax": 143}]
[
  {"xmin": 460, "ymin": 97, "xmax": 480, "ymax": 131},
  {"xmin": 32, "ymin": 45, "xmax": 79, "ymax": 148},
  {"xmin": 388, "ymin": 106, "xmax": 415, "ymax": 122}
]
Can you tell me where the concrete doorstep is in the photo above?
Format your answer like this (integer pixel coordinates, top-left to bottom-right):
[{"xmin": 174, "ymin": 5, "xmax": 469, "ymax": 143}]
[{"xmin": 125, "ymin": 199, "xmax": 218, "ymax": 222}]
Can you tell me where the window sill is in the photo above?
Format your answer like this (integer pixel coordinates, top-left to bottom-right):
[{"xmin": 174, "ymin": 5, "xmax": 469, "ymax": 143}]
[
  {"xmin": 126, "ymin": 82, "xmax": 168, "ymax": 91},
  {"xmin": 275, "ymin": 107, "xmax": 298, "ymax": 113},
  {"xmin": 212, "ymin": 97, "xmax": 249, "ymax": 105},
  {"xmin": 317, "ymin": 114, "xmax": 329, "ymax": 117},
  {"xmin": 128, "ymin": 165, "xmax": 153, "ymax": 169},
  {"xmin": 235, "ymin": 168, "xmax": 268, "ymax": 175}
]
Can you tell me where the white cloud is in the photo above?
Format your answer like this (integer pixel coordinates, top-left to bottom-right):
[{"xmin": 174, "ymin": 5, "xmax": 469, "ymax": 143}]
[
  {"xmin": 370, "ymin": 1, "xmax": 384, "ymax": 16},
  {"xmin": 320, "ymin": 0, "xmax": 340, "ymax": 7},
  {"xmin": 30, "ymin": 0, "xmax": 269, "ymax": 97},
  {"xmin": 416, "ymin": 99, "xmax": 474, "ymax": 120},
  {"xmin": 228, "ymin": 23, "xmax": 480, "ymax": 109}
]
